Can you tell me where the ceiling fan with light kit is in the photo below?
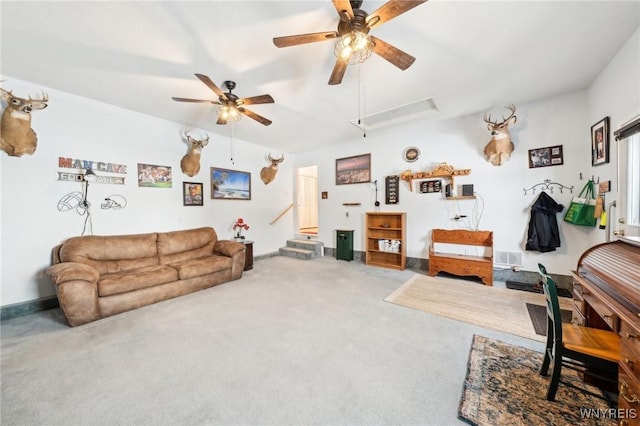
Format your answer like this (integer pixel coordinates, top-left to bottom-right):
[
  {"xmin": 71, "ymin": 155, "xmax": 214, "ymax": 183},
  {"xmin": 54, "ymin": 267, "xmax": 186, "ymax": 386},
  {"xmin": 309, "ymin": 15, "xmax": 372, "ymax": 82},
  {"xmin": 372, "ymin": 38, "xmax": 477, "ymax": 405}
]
[
  {"xmin": 172, "ymin": 74, "xmax": 275, "ymax": 126},
  {"xmin": 273, "ymin": 0, "xmax": 427, "ymax": 85}
]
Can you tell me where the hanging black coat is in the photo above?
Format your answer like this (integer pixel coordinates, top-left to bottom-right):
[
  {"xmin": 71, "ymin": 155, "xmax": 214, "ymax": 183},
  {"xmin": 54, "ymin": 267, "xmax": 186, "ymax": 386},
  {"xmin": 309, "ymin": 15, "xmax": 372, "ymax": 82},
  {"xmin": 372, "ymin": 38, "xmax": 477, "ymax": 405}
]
[{"xmin": 526, "ymin": 191, "xmax": 564, "ymax": 252}]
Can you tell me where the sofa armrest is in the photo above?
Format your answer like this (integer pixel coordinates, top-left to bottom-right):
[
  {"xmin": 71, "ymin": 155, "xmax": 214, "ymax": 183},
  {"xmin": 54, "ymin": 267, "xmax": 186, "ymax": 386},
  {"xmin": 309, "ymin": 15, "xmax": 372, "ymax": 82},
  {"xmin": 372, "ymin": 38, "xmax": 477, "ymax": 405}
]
[
  {"xmin": 214, "ymin": 240, "xmax": 245, "ymax": 257},
  {"xmin": 46, "ymin": 262, "xmax": 101, "ymax": 326},
  {"xmin": 214, "ymin": 240, "xmax": 246, "ymax": 279},
  {"xmin": 47, "ymin": 262, "xmax": 100, "ymax": 284}
]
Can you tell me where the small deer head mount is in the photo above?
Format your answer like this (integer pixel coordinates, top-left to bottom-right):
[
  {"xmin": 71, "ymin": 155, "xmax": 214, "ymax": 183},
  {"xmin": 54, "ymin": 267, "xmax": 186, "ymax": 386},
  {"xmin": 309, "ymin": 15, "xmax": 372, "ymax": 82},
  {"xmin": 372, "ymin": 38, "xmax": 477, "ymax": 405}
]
[
  {"xmin": 260, "ymin": 153, "xmax": 285, "ymax": 185},
  {"xmin": 483, "ymin": 104, "xmax": 517, "ymax": 166},
  {"xmin": 180, "ymin": 130, "xmax": 209, "ymax": 177},
  {"xmin": 0, "ymin": 87, "xmax": 49, "ymax": 157}
]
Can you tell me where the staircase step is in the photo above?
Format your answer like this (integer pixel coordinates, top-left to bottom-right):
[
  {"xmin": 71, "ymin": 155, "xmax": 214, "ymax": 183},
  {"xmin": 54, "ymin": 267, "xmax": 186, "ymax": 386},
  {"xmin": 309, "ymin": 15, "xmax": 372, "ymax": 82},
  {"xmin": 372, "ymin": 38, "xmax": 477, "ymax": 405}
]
[
  {"xmin": 279, "ymin": 246, "xmax": 316, "ymax": 260},
  {"xmin": 286, "ymin": 238, "xmax": 324, "ymax": 254}
]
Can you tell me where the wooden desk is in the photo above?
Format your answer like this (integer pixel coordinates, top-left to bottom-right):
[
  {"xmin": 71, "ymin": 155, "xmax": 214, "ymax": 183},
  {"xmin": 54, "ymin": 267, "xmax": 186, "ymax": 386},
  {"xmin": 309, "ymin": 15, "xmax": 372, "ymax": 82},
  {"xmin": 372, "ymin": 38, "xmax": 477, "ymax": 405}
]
[{"xmin": 572, "ymin": 240, "xmax": 640, "ymax": 425}]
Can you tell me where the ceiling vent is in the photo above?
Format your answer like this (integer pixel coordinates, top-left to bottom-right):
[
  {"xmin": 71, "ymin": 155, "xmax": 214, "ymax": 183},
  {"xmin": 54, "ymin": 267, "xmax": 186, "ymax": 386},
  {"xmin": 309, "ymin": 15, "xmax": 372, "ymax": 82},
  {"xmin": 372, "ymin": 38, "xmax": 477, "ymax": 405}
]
[{"xmin": 350, "ymin": 97, "xmax": 439, "ymax": 131}]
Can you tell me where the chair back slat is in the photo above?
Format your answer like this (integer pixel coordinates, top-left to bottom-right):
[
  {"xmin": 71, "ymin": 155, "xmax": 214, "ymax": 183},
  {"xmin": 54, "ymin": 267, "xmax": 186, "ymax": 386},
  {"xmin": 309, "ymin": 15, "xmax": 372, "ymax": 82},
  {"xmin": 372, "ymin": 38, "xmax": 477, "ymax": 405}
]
[
  {"xmin": 543, "ymin": 274, "xmax": 563, "ymax": 343},
  {"xmin": 538, "ymin": 263, "xmax": 563, "ymax": 343}
]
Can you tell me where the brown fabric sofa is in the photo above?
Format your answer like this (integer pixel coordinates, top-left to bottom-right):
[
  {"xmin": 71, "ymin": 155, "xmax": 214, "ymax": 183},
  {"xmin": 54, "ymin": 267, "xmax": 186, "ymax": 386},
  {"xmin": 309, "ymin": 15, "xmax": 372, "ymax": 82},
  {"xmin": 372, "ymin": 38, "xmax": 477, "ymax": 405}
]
[{"xmin": 46, "ymin": 227, "xmax": 246, "ymax": 326}]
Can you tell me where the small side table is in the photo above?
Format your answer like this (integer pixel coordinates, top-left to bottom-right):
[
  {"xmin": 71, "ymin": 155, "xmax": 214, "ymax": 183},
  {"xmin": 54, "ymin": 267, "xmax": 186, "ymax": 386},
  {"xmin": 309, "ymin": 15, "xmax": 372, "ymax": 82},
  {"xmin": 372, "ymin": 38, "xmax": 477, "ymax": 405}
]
[{"xmin": 241, "ymin": 240, "xmax": 254, "ymax": 271}]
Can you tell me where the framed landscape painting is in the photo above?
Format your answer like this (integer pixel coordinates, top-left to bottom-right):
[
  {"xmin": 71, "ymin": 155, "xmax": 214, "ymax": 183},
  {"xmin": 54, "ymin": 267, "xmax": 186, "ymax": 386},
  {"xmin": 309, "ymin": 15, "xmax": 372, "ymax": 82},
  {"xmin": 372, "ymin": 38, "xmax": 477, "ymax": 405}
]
[
  {"xmin": 336, "ymin": 153, "xmax": 371, "ymax": 185},
  {"xmin": 211, "ymin": 167, "xmax": 251, "ymax": 200}
]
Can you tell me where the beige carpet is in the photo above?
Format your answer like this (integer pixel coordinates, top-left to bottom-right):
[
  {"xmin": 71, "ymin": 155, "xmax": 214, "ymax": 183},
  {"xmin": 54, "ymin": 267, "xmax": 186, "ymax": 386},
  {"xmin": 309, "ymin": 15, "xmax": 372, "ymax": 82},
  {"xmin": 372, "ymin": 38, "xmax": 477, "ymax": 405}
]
[{"xmin": 385, "ymin": 274, "xmax": 573, "ymax": 342}]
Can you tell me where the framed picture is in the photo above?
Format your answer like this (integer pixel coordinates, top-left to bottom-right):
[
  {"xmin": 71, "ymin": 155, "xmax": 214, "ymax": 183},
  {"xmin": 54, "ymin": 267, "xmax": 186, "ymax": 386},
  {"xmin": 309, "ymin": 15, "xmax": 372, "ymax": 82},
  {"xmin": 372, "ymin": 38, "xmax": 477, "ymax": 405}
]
[
  {"xmin": 335, "ymin": 153, "xmax": 371, "ymax": 185},
  {"xmin": 137, "ymin": 163, "xmax": 172, "ymax": 188},
  {"xmin": 183, "ymin": 182, "xmax": 203, "ymax": 206},
  {"xmin": 528, "ymin": 145, "xmax": 564, "ymax": 168},
  {"xmin": 591, "ymin": 116, "xmax": 610, "ymax": 166},
  {"xmin": 211, "ymin": 167, "xmax": 251, "ymax": 200}
]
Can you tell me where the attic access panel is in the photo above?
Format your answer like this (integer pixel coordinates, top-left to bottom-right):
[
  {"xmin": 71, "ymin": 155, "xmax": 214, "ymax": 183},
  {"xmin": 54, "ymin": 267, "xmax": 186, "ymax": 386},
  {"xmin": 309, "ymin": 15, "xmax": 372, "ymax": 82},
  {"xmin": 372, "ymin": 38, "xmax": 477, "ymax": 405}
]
[{"xmin": 350, "ymin": 98, "xmax": 439, "ymax": 131}]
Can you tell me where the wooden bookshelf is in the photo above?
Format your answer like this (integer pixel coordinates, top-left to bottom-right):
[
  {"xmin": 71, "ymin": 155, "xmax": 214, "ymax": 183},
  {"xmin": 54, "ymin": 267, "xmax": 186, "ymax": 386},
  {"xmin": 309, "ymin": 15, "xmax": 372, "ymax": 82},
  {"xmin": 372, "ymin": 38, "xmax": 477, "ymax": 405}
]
[{"xmin": 365, "ymin": 212, "xmax": 406, "ymax": 270}]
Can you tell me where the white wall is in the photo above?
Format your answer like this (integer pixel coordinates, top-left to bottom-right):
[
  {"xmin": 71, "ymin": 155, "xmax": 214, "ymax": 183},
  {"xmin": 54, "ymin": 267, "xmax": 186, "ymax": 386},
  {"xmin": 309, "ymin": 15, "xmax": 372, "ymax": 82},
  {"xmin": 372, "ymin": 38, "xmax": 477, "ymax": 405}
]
[
  {"xmin": 295, "ymin": 90, "xmax": 596, "ymax": 275},
  {"xmin": 1, "ymin": 77, "xmax": 294, "ymax": 306},
  {"xmin": 294, "ymin": 26, "xmax": 639, "ymax": 278},
  {"xmin": 588, "ymin": 27, "xmax": 640, "ymax": 225}
]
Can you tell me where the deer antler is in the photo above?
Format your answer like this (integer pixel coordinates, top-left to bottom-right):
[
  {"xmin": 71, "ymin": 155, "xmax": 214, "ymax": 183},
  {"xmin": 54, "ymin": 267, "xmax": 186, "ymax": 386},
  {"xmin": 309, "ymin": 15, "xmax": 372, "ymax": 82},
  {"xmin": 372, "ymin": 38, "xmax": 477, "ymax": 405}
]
[
  {"xmin": 28, "ymin": 91, "xmax": 48, "ymax": 103},
  {"xmin": 501, "ymin": 104, "xmax": 516, "ymax": 123},
  {"xmin": 268, "ymin": 153, "xmax": 284, "ymax": 164},
  {"xmin": 484, "ymin": 104, "xmax": 517, "ymax": 126}
]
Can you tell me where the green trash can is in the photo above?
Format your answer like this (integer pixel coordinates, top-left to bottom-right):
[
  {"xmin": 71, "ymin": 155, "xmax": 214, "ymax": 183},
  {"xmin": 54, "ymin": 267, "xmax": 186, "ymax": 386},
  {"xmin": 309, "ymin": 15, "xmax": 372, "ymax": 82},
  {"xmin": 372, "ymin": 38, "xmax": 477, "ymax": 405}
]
[{"xmin": 336, "ymin": 229, "xmax": 354, "ymax": 261}]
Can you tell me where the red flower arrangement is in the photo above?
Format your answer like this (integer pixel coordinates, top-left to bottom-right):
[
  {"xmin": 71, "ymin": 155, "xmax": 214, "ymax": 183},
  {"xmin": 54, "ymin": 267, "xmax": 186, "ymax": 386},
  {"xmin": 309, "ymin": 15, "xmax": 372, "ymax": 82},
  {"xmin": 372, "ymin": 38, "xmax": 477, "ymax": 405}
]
[{"xmin": 233, "ymin": 217, "xmax": 250, "ymax": 239}]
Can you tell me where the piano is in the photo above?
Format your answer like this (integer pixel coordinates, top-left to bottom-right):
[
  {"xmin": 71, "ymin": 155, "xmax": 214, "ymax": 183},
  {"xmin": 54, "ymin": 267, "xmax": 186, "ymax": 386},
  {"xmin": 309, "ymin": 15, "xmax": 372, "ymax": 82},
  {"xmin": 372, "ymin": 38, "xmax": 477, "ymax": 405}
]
[{"xmin": 571, "ymin": 238, "xmax": 640, "ymax": 425}]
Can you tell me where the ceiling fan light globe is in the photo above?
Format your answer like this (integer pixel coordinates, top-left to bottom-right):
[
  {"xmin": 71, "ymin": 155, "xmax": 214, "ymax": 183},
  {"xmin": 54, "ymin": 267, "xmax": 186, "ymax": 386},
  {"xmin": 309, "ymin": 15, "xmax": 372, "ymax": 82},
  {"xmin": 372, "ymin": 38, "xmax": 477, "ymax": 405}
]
[
  {"xmin": 218, "ymin": 105, "xmax": 241, "ymax": 122},
  {"xmin": 334, "ymin": 31, "xmax": 373, "ymax": 65}
]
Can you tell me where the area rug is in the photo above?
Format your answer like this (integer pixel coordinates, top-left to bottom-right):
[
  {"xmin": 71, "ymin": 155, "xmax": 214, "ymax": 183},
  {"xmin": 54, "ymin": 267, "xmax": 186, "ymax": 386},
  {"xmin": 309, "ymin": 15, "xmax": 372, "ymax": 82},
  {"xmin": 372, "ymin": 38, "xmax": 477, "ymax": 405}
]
[
  {"xmin": 506, "ymin": 280, "xmax": 573, "ymax": 298},
  {"xmin": 526, "ymin": 302, "xmax": 572, "ymax": 336},
  {"xmin": 458, "ymin": 335, "xmax": 616, "ymax": 426},
  {"xmin": 385, "ymin": 274, "xmax": 573, "ymax": 342}
]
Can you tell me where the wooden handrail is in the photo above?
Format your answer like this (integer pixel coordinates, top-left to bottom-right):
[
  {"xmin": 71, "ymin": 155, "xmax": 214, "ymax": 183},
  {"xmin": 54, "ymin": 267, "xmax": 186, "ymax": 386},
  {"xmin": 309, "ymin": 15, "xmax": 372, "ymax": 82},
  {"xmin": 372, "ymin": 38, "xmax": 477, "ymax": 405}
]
[{"xmin": 270, "ymin": 203, "xmax": 294, "ymax": 225}]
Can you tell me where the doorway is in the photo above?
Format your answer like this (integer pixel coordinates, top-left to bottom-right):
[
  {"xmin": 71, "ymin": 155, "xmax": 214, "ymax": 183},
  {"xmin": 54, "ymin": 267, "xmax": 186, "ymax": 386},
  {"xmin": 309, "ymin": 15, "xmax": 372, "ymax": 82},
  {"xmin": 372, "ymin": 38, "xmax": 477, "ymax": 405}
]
[{"xmin": 297, "ymin": 165, "xmax": 318, "ymax": 236}]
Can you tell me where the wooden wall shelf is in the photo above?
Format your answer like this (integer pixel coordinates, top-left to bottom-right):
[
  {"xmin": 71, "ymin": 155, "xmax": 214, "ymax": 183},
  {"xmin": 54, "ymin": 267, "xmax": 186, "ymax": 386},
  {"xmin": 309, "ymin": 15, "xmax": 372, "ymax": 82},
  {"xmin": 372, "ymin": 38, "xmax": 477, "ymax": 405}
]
[
  {"xmin": 445, "ymin": 196, "xmax": 476, "ymax": 200},
  {"xmin": 400, "ymin": 163, "xmax": 471, "ymax": 192}
]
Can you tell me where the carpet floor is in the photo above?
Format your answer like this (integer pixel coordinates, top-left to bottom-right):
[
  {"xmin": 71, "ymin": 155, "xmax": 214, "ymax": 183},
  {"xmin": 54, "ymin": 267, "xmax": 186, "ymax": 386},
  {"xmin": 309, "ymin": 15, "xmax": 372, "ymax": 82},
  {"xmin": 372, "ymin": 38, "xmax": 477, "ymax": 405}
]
[
  {"xmin": 5, "ymin": 256, "xmax": 547, "ymax": 426},
  {"xmin": 458, "ymin": 335, "xmax": 616, "ymax": 425},
  {"xmin": 385, "ymin": 274, "xmax": 573, "ymax": 342}
]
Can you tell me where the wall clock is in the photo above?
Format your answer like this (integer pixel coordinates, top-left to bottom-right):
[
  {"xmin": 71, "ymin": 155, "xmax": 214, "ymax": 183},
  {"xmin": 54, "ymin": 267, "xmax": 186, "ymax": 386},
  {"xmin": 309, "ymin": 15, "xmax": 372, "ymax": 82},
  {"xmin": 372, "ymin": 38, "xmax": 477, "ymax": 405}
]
[{"xmin": 403, "ymin": 147, "xmax": 420, "ymax": 163}]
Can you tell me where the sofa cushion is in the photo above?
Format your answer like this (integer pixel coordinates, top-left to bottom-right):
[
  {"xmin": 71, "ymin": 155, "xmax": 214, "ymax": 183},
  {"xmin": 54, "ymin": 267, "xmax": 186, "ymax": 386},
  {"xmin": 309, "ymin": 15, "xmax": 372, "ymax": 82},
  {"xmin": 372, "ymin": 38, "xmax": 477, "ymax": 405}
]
[
  {"xmin": 98, "ymin": 265, "xmax": 179, "ymax": 297},
  {"xmin": 59, "ymin": 233, "xmax": 160, "ymax": 275},
  {"xmin": 157, "ymin": 227, "xmax": 217, "ymax": 265},
  {"xmin": 169, "ymin": 256, "xmax": 232, "ymax": 280}
]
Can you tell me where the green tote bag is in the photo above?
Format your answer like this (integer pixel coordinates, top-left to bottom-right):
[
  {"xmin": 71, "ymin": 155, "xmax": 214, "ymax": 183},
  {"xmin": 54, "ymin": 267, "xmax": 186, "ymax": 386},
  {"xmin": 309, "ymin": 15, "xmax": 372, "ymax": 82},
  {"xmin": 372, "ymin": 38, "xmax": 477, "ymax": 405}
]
[{"xmin": 563, "ymin": 180, "xmax": 597, "ymax": 226}]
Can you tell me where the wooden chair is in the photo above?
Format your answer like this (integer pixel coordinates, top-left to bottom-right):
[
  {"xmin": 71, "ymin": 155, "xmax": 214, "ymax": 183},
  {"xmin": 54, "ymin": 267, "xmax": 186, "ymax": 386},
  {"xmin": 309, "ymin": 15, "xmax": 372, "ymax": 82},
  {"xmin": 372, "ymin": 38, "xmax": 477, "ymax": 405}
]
[{"xmin": 537, "ymin": 264, "xmax": 620, "ymax": 401}]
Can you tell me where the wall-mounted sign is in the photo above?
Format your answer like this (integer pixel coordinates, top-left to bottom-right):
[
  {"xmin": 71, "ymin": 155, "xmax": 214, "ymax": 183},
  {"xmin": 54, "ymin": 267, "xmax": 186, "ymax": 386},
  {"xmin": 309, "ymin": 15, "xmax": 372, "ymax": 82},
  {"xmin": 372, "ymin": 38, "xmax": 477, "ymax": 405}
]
[
  {"xmin": 56, "ymin": 172, "xmax": 125, "ymax": 185},
  {"xmin": 385, "ymin": 175, "xmax": 399, "ymax": 204},
  {"xmin": 58, "ymin": 157, "xmax": 128, "ymax": 174}
]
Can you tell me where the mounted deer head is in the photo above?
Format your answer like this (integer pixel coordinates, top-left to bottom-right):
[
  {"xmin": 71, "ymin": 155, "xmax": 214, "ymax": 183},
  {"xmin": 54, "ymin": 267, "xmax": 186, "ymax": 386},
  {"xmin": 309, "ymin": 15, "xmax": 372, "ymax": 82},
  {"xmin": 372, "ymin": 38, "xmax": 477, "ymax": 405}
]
[
  {"xmin": 180, "ymin": 130, "xmax": 209, "ymax": 177},
  {"xmin": 260, "ymin": 153, "xmax": 284, "ymax": 185},
  {"xmin": 483, "ymin": 104, "xmax": 517, "ymax": 166},
  {"xmin": 0, "ymin": 87, "xmax": 48, "ymax": 157}
]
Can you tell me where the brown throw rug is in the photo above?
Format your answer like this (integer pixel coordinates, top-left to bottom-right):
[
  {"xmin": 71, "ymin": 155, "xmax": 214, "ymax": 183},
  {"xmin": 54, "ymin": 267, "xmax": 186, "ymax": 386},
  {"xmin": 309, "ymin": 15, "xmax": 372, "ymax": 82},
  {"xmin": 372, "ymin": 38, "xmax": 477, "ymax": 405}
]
[
  {"xmin": 458, "ymin": 335, "xmax": 616, "ymax": 426},
  {"xmin": 385, "ymin": 274, "xmax": 572, "ymax": 342}
]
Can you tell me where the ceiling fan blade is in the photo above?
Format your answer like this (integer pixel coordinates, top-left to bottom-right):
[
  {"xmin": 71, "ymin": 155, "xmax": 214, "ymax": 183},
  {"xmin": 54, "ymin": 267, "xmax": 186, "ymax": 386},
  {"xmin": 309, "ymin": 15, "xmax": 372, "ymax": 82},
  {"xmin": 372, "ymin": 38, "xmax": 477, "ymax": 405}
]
[
  {"xmin": 239, "ymin": 108, "xmax": 272, "ymax": 126},
  {"xmin": 371, "ymin": 36, "xmax": 415, "ymax": 70},
  {"xmin": 367, "ymin": 0, "xmax": 427, "ymax": 29},
  {"xmin": 171, "ymin": 97, "xmax": 220, "ymax": 104},
  {"xmin": 332, "ymin": 0, "xmax": 354, "ymax": 20},
  {"xmin": 238, "ymin": 94, "xmax": 275, "ymax": 106},
  {"xmin": 273, "ymin": 31, "xmax": 338, "ymax": 48},
  {"xmin": 328, "ymin": 59, "xmax": 348, "ymax": 85},
  {"xmin": 194, "ymin": 73, "xmax": 227, "ymax": 101}
]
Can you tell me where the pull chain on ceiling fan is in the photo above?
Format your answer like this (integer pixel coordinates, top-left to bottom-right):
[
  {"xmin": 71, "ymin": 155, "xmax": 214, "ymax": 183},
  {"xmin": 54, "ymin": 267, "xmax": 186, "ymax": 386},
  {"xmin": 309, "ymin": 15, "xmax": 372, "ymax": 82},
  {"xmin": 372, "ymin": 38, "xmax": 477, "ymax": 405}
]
[
  {"xmin": 172, "ymin": 74, "xmax": 275, "ymax": 126},
  {"xmin": 273, "ymin": 0, "xmax": 427, "ymax": 85}
]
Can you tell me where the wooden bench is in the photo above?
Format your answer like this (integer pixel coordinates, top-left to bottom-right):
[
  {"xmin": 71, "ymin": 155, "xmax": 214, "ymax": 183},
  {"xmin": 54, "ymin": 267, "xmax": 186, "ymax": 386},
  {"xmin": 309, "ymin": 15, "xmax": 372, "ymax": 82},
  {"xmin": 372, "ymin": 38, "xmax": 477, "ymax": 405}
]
[{"xmin": 428, "ymin": 229, "xmax": 493, "ymax": 286}]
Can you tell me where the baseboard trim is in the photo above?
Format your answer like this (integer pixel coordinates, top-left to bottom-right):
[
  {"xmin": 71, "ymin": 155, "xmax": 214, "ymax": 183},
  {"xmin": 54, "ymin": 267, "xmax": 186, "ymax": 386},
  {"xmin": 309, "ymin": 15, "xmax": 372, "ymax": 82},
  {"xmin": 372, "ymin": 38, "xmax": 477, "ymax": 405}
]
[{"xmin": 1, "ymin": 296, "xmax": 60, "ymax": 321}]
